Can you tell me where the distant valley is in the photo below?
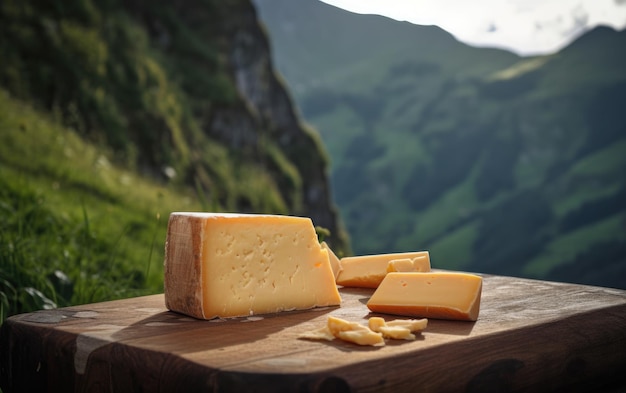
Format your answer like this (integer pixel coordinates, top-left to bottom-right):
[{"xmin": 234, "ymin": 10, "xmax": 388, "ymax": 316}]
[{"xmin": 254, "ymin": 0, "xmax": 626, "ymax": 288}]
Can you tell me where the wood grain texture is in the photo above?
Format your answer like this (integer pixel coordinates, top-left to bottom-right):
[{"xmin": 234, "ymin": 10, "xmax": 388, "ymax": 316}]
[{"xmin": 1, "ymin": 274, "xmax": 626, "ymax": 392}]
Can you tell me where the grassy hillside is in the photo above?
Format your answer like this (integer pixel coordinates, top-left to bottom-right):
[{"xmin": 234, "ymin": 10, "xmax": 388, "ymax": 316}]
[
  {"xmin": 255, "ymin": 0, "xmax": 626, "ymax": 289},
  {"xmin": 0, "ymin": 89, "xmax": 204, "ymax": 322}
]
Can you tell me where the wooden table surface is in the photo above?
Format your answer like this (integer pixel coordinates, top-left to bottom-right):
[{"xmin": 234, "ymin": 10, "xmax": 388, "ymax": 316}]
[{"xmin": 1, "ymin": 274, "xmax": 625, "ymax": 392}]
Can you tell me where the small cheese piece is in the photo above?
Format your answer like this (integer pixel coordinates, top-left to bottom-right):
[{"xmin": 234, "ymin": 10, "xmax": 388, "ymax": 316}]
[
  {"xmin": 321, "ymin": 241, "xmax": 343, "ymax": 279},
  {"xmin": 336, "ymin": 329, "xmax": 385, "ymax": 346},
  {"xmin": 367, "ymin": 316, "xmax": 387, "ymax": 333},
  {"xmin": 380, "ymin": 326, "xmax": 415, "ymax": 340},
  {"xmin": 368, "ymin": 317, "xmax": 428, "ymax": 340},
  {"xmin": 367, "ymin": 272, "xmax": 482, "ymax": 321},
  {"xmin": 367, "ymin": 317, "xmax": 416, "ymax": 341},
  {"xmin": 327, "ymin": 315, "xmax": 364, "ymax": 334},
  {"xmin": 300, "ymin": 316, "xmax": 427, "ymax": 345},
  {"xmin": 300, "ymin": 316, "xmax": 384, "ymax": 346},
  {"xmin": 164, "ymin": 212, "xmax": 341, "ymax": 319},
  {"xmin": 327, "ymin": 316, "xmax": 384, "ymax": 346},
  {"xmin": 386, "ymin": 318, "xmax": 429, "ymax": 331},
  {"xmin": 336, "ymin": 251, "xmax": 430, "ymax": 288}
]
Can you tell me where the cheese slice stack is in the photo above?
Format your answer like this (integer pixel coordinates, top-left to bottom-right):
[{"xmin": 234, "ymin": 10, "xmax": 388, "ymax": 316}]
[
  {"xmin": 336, "ymin": 251, "xmax": 430, "ymax": 288},
  {"xmin": 164, "ymin": 212, "xmax": 341, "ymax": 319},
  {"xmin": 367, "ymin": 272, "xmax": 483, "ymax": 321}
]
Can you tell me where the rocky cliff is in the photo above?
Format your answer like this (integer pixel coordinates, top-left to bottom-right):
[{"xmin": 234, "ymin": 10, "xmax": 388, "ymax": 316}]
[{"xmin": 217, "ymin": 2, "xmax": 344, "ymax": 246}]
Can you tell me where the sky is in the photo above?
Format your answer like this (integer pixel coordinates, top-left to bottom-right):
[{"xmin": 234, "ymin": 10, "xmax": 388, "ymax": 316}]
[{"xmin": 321, "ymin": 0, "xmax": 626, "ymax": 56}]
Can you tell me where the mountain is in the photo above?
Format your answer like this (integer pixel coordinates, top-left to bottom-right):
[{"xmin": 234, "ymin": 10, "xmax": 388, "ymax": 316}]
[{"xmin": 253, "ymin": 0, "xmax": 626, "ymax": 289}]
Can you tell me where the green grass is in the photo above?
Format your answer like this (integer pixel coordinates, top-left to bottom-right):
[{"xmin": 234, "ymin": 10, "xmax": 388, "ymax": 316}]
[{"xmin": 0, "ymin": 90, "xmax": 203, "ymax": 324}]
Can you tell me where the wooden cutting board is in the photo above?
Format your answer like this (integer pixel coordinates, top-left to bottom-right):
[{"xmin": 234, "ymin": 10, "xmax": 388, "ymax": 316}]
[{"xmin": 1, "ymin": 274, "xmax": 625, "ymax": 392}]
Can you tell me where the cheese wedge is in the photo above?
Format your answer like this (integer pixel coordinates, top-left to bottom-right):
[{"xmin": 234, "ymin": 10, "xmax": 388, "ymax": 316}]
[
  {"xmin": 367, "ymin": 272, "xmax": 482, "ymax": 321},
  {"xmin": 321, "ymin": 241, "xmax": 342, "ymax": 279},
  {"xmin": 164, "ymin": 212, "xmax": 341, "ymax": 319},
  {"xmin": 336, "ymin": 251, "xmax": 430, "ymax": 288}
]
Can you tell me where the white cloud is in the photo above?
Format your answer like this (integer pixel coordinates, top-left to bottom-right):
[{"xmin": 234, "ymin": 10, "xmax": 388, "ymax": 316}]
[{"xmin": 320, "ymin": 0, "xmax": 626, "ymax": 55}]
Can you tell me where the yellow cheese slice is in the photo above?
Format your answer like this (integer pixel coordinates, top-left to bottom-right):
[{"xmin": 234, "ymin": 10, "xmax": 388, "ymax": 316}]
[
  {"xmin": 321, "ymin": 241, "xmax": 342, "ymax": 279},
  {"xmin": 367, "ymin": 272, "xmax": 483, "ymax": 321},
  {"xmin": 164, "ymin": 212, "xmax": 341, "ymax": 319},
  {"xmin": 336, "ymin": 251, "xmax": 430, "ymax": 288}
]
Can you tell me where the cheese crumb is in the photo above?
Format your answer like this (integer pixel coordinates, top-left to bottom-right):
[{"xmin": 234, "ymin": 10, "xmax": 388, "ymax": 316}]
[
  {"xmin": 299, "ymin": 316, "xmax": 428, "ymax": 346},
  {"xmin": 368, "ymin": 316, "xmax": 428, "ymax": 340},
  {"xmin": 327, "ymin": 316, "xmax": 385, "ymax": 346}
]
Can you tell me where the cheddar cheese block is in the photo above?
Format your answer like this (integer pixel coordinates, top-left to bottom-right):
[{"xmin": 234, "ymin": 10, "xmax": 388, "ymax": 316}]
[
  {"xmin": 336, "ymin": 251, "xmax": 430, "ymax": 288},
  {"xmin": 164, "ymin": 212, "xmax": 341, "ymax": 319},
  {"xmin": 367, "ymin": 272, "xmax": 482, "ymax": 321}
]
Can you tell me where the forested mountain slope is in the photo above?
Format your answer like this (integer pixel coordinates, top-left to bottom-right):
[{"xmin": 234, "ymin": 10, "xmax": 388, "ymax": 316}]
[{"xmin": 254, "ymin": 0, "xmax": 626, "ymax": 288}]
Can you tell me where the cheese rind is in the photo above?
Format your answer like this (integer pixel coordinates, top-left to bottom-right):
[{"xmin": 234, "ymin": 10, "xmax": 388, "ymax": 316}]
[
  {"xmin": 336, "ymin": 251, "xmax": 430, "ymax": 288},
  {"xmin": 164, "ymin": 212, "xmax": 341, "ymax": 319},
  {"xmin": 367, "ymin": 272, "xmax": 483, "ymax": 321}
]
